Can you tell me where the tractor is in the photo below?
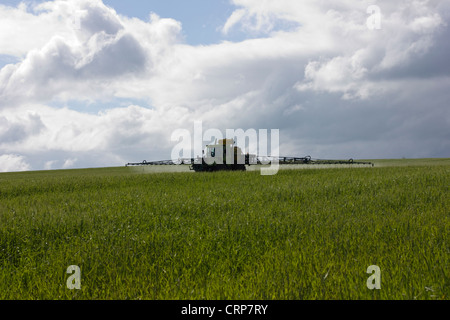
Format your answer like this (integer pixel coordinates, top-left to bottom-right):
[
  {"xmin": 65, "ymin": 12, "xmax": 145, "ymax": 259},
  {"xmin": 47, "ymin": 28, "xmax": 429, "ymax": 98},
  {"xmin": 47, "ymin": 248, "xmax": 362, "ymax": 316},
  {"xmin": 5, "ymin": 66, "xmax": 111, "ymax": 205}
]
[{"xmin": 190, "ymin": 139, "xmax": 252, "ymax": 172}]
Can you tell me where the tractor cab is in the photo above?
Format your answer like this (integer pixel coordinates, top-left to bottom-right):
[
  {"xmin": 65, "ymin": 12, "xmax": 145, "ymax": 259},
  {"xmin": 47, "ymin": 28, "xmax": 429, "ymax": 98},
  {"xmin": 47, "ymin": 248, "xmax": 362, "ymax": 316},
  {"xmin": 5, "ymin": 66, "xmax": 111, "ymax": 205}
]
[{"xmin": 205, "ymin": 139, "xmax": 245, "ymax": 165}]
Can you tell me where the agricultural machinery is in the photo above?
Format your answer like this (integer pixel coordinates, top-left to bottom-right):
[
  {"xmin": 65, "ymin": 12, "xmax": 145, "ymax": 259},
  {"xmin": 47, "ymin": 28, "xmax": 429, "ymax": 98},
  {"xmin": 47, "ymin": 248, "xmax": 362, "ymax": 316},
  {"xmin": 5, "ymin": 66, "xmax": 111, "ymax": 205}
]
[{"xmin": 126, "ymin": 139, "xmax": 374, "ymax": 172}]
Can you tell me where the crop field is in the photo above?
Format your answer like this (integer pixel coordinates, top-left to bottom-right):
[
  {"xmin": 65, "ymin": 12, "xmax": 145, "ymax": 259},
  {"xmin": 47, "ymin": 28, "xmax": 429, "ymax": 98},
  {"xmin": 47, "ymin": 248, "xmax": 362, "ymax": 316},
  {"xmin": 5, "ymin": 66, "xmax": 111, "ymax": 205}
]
[{"xmin": 0, "ymin": 159, "xmax": 448, "ymax": 300}]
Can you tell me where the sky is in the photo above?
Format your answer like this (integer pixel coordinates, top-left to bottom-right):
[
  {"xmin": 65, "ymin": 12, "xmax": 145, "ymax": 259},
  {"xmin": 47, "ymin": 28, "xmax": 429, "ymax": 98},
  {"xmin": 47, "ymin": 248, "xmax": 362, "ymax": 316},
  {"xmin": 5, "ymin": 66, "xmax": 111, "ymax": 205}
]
[{"xmin": 0, "ymin": 0, "xmax": 449, "ymax": 172}]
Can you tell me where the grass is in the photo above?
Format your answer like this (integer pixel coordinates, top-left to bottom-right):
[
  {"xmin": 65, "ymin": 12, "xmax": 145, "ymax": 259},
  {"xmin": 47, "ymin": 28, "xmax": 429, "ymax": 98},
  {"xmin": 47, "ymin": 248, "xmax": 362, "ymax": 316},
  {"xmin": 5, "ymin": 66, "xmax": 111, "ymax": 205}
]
[{"xmin": 0, "ymin": 159, "xmax": 448, "ymax": 300}]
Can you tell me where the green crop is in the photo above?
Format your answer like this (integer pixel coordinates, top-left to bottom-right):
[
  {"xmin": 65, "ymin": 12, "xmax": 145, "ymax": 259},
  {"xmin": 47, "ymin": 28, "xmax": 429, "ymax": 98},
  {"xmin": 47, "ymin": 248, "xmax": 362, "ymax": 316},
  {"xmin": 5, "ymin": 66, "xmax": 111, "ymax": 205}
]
[{"xmin": 0, "ymin": 159, "xmax": 448, "ymax": 300}]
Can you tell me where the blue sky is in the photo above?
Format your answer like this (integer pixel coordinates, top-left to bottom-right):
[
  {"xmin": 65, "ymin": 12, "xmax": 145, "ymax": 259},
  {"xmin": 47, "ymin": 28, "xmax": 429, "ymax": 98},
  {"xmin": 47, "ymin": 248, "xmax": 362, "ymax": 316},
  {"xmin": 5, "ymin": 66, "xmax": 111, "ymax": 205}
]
[
  {"xmin": 103, "ymin": 0, "xmax": 234, "ymax": 45},
  {"xmin": 2, "ymin": 0, "xmax": 238, "ymax": 45}
]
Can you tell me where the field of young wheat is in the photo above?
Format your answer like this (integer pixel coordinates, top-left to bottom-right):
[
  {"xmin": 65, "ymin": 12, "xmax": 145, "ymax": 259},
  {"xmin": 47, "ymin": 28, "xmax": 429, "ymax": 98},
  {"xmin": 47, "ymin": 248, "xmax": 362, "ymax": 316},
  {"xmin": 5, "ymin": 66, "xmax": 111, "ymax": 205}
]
[{"xmin": 0, "ymin": 159, "xmax": 448, "ymax": 300}]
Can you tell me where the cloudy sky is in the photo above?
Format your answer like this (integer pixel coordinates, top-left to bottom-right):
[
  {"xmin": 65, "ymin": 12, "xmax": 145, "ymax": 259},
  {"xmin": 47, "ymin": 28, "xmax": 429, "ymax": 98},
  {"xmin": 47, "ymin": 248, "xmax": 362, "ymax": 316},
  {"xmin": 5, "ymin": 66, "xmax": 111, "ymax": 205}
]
[{"xmin": 0, "ymin": 0, "xmax": 449, "ymax": 172}]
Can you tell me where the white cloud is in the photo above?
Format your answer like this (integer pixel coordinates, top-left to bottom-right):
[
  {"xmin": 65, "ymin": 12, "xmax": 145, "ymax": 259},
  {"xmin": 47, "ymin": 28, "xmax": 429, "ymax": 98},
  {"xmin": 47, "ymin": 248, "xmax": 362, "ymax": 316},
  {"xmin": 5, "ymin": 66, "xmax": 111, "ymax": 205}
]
[
  {"xmin": 0, "ymin": 2, "xmax": 69, "ymax": 57},
  {"xmin": 44, "ymin": 160, "xmax": 57, "ymax": 170},
  {"xmin": 0, "ymin": 104, "xmax": 176, "ymax": 153},
  {"xmin": 410, "ymin": 13, "xmax": 444, "ymax": 34},
  {"xmin": 0, "ymin": 1, "xmax": 183, "ymax": 106},
  {"xmin": 0, "ymin": 154, "xmax": 31, "ymax": 172},
  {"xmin": 0, "ymin": 0, "xmax": 449, "ymax": 172},
  {"xmin": 62, "ymin": 158, "xmax": 78, "ymax": 169},
  {"xmin": 222, "ymin": 9, "xmax": 247, "ymax": 35}
]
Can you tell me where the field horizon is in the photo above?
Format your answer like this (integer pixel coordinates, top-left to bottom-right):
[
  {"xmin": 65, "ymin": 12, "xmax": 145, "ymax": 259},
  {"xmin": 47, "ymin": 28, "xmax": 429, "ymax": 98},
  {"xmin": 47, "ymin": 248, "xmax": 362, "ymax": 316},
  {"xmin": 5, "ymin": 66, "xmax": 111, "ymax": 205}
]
[{"xmin": 1, "ymin": 157, "xmax": 449, "ymax": 176}]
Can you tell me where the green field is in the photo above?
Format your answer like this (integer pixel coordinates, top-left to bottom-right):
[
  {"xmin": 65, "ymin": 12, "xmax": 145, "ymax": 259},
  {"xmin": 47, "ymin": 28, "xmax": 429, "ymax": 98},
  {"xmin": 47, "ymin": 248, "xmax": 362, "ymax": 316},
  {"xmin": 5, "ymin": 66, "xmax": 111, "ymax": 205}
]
[{"xmin": 0, "ymin": 159, "xmax": 448, "ymax": 300}]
